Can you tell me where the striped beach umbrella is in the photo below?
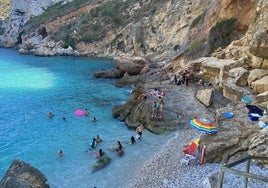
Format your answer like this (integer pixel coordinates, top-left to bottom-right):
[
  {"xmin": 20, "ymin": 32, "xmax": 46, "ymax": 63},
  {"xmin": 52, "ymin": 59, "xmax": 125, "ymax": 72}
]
[{"xmin": 189, "ymin": 118, "xmax": 218, "ymax": 134}]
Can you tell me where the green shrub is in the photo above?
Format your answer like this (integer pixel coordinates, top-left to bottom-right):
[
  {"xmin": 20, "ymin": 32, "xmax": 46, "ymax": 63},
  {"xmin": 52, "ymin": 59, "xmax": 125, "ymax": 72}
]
[
  {"xmin": 208, "ymin": 18, "xmax": 237, "ymax": 53},
  {"xmin": 186, "ymin": 39, "xmax": 206, "ymax": 59},
  {"xmin": 62, "ymin": 35, "xmax": 76, "ymax": 49}
]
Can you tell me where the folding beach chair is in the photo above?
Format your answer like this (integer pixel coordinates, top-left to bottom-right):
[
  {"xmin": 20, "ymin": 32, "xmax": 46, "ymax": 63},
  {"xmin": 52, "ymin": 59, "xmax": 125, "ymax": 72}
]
[
  {"xmin": 181, "ymin": 141, "xmax": 199, "ymax": 165},
  {"xmin": 183, "ymin": 141, "xmax": 197, "ymax": 155}
]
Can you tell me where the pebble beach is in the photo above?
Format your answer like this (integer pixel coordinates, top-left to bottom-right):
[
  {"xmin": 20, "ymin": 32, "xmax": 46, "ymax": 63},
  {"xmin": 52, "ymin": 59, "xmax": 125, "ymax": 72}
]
[{"xmin": 127, "ymin": 129, "xmax": 268, "ymax": 188}]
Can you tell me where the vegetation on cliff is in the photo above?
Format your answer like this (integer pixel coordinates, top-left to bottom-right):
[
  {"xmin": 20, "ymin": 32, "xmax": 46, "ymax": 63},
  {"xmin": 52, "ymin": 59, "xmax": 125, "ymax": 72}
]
[
  {"xmin": 22, "ymin": 0, "xmax": 169, "ymax": 50},
  {"xmin": 18, "ymin": 0, "xmax": 247, "ymax": 61},
  {"xmin": 208, "ymin": 18, "xmax": 238, "ymax": 54},
  {"xmin": 24, "ymin": 0, "xmax": 97, "ymax": 33}
]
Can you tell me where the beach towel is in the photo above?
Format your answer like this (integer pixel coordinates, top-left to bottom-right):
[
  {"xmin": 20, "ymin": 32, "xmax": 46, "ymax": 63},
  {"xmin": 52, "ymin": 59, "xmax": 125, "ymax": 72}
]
[
  {"xmin": 242, "ymin": 95, "xmax": 252, "ymax": 104},
  {"xmin": 224, "ymin": 111, "xmax": 234, "ymax": 119},
  {"xmin": 246, "ymin": 105, "xmax": 263, "ymax": 116}
]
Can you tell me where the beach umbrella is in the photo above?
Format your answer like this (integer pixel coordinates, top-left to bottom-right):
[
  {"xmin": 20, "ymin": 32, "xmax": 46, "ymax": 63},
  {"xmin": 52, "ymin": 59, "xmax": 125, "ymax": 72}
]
[{"xmin": 189, "ymin": 118, "xmax": 218, "ymax": 134}]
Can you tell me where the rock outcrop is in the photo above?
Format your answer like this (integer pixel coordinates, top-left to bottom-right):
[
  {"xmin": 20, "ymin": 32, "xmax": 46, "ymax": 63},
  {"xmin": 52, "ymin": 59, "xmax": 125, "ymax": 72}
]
[
  {"xmin": 0, "ymin": 159, "xmax": 50, "ymax": 188},
  {"xmin": 0, "ymin": 0, "xmax": 63, "ymax": 46}
]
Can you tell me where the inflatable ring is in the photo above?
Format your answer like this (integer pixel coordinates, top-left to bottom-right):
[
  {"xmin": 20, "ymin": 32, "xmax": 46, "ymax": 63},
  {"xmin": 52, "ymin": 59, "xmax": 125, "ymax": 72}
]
[{"xmin": 75, "ymin": 109, "xmax": 85, "ymax": 116}]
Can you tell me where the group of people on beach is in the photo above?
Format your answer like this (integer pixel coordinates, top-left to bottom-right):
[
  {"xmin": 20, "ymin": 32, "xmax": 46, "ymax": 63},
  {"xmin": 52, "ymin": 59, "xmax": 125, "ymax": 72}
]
[{"xmin": 169, "ymin": 69, "xmax": 193, "ymax": 86}]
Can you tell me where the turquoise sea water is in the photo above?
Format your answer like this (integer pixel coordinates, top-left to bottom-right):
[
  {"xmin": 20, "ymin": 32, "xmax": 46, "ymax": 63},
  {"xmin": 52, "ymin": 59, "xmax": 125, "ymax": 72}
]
[{"xmin": 0, "ymin": 48, "xmax": 172, "ymax": 188}]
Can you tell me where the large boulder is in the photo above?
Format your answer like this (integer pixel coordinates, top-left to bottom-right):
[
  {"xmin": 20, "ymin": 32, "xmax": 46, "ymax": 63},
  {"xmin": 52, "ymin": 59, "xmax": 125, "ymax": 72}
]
[
  {"xmin": 113, "ymin": 56, "xmax": 147, "ymax": 75},
  {"xmin": 0, "ymin": 159, "xmax": 50, "ymax": 188},
  {"xmin": 247, "ymin": 69, "xmax": 268, "ymax": 85},
  {"xmin": 222, "ymin": 78, "xmax": 253, "ymax": 102},
  {"xmin": 93, "ymin": 68, "xmax": 124, "ymax": 78},
  {"xmin": 229, "ymin": 67, "xmax": 249, "ymax": 86},
  {"xmin": 195, "ymin": 88, "xmax": 213, "ymax": 107},
  {"xmin": 256, "ymin": 91, "xmax": 268, "ymax": 107},
  {"xmin": 251, "ymin": 76, "xmax": 268, "ymax": 94}
]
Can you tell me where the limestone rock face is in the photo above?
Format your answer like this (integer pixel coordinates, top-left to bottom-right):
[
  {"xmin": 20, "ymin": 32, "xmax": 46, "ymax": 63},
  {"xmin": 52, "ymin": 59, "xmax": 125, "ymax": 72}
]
[
  {"xmin": 195, "ymin": 88, "xmax": 213, "ymax": 107},
  {"xmin": 249, "ymin": 0, "xmax": 268, "ymax": 58},
  {"xmin": 0, "ymin": 159, "xmax": 50, "ymax": 188},
  {"xmin": 0, "ymin": 0, "xmax": 63, "ymax": 46}
]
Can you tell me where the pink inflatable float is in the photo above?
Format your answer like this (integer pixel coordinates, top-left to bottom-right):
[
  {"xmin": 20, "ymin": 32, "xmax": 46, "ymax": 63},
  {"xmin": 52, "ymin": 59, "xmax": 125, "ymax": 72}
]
[{"xmin": 75, "ymin": 109, "xmax": 85, "ymax": 116}]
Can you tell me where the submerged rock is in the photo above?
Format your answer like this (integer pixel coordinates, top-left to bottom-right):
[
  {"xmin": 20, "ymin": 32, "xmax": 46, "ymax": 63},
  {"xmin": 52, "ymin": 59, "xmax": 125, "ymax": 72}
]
[{"xmin": 91, "ymin": 157, "xmax": 112, "ymax": 173}]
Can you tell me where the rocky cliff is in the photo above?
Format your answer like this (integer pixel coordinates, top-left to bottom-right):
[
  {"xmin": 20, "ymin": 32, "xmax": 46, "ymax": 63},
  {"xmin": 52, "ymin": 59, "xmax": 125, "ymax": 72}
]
[{"xmin": 0, "ymin": 0, "xmax": 65, "ymax": 46}]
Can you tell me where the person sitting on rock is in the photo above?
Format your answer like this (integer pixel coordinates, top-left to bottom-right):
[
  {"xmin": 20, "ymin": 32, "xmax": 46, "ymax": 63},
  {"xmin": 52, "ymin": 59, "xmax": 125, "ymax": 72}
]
[{"xmin": 169, "ymin": 74, "xmax": 177, "ymax": 85}]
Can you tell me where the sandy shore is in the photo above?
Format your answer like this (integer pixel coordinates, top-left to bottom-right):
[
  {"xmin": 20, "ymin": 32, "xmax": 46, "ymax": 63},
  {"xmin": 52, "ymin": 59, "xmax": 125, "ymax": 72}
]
[{"xmin": 126, "ymin": 129, "xmax": 268, "ymax": 188}]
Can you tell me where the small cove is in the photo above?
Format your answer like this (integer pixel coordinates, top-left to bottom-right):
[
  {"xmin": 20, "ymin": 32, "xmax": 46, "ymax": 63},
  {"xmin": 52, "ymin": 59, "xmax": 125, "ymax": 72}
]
[{"xmin": 0, "ymin": 48, "xmax": 173, "ymax": 188}]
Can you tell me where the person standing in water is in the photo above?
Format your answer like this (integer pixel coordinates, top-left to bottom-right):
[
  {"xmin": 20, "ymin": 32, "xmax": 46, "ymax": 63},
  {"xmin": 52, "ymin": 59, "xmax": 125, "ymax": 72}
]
[{"xmin": 136, "ymin": 124, "xmax": 144, "ymax": 139}]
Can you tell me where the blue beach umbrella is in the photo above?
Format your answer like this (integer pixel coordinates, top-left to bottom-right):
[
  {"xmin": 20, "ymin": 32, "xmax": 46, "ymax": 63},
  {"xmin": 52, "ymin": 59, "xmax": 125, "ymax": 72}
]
[{"xmin": 189, "ymin": 118, "xmax": 218, "ymax": 134}]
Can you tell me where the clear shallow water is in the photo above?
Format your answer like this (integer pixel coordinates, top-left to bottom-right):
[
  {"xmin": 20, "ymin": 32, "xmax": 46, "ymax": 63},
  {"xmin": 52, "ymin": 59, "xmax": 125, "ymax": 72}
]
[{"xmin": 0, "ymin": 48, "xmax": 173, "ymax": 188}]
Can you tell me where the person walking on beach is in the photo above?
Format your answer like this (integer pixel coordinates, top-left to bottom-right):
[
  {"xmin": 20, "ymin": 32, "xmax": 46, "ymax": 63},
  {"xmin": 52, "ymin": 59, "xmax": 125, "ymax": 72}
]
[{"xmin": 136, "ymin": 124, "xmax": 144, "ymax": 139}]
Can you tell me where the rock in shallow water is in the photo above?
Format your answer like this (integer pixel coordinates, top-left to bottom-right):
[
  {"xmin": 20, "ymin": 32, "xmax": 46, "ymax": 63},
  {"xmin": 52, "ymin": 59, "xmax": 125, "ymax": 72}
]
[{"xmin": 0, "ymin": 159, "xmax": 50, "ymax": 188}]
